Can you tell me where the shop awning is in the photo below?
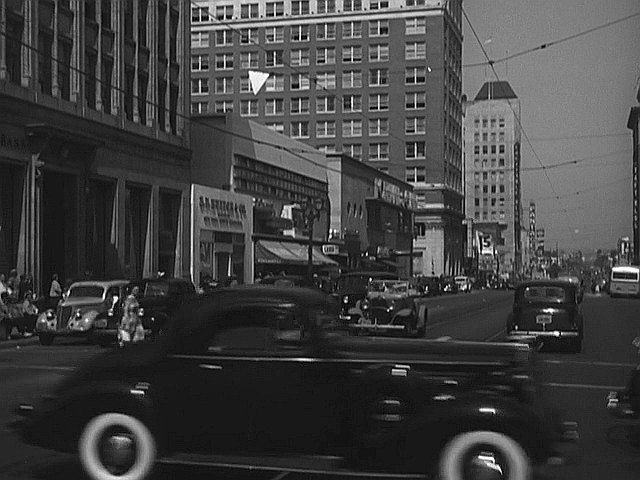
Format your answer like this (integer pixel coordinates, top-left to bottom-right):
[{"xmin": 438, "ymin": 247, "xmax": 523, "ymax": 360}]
[{"xmin": 255, "ymin": 240, "xmax": 338, "ymax": 266}]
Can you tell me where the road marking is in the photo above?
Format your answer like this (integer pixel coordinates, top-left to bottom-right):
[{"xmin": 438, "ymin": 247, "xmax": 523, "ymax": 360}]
[
  {"xmin": 542, "ymin": 360, "xmax": 636, "ymax": 368},
  {"xmin": 484, "ymin": 329, "xmax": 505, "ymax": 342},
  {"xmin": 544, "ymin": 382, "xmax": 624, "ymax": 391},
  {"xmin": 0, "ymin": 365, "xmax": 75, "ymax": 372}
]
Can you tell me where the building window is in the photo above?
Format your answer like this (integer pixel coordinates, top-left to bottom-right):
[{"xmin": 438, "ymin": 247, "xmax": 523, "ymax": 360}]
[
  {"xmin": 482, "ymin": 145, "xmax": 488, "ymax": 154},
  {"xmin": 317, "ymin": 0, "xmax": 336, "ymax": 14},
  {"xmin": 369, "ymin": 93, "xmax": 389, "ymax": 111},
  {"xmin": 291, "ymin": 97, "xmax": 310, "ymax": 114},
  {"xmin": 291, "ymin": 25, "xmax": 310, "ymax": 42},
  {"xmin": 215, "ymin": 53, "xmax": 233, "ymax": 70},
  {"xmin": 369, "ymin": 44, "xmax": 389, "ymax": 62},
  {"xmin": 406, "ymin": 142, "xmax": 426, "ymax": 159},
  {"xmin": 265, "ymin": 50, "xmax": 284, "ymax": 67},
  {"xmin": 265, "ymin": 1, "xmax": 284, "ymax": 17},
  {"xmin": 342, "ymin": 21, "xmax": 362, "ymax": 38},
  {"xmin": 215, "ymin": 4, "xmax": 233, "ymax": 20},
  {"xmin": 215, "ymin": 100, "xmax": 234, "ymax": 112},
  {"xmin": 369, "ymin": 69, "xmax": 388, "ymax": 87},
  {"xmin": 405, "ymin": 167, "xmax": 426, "ymax": 184},
  {"xmin": 317, "ymin": 96, "xmax": 336, "ymax": 113},
  {"xmin": 405, "ymin": 67, "xmax": 426, "ymax": 84},
  {"xmin": 369, "ymin": 118, "xmax": 389, "ymax": 136},
  {"xmin": 191, "ymin": 54, "xmax": 209, "ymax": 71},
  {"xmin": 369, "ymin": 20, "xmax": 389, "ymax": 37},
  {"xmin": 474, "ymin": 145, "xmax": 480, "ymax": 154},
  {"xmin": 191, "ymin": 32, "xmax": 209, "ymax": 48},
  {"xmin": 291, "ymin": 121, "xmax": 310, "ymax": 138},
  {"xmin": 265, "ymin": 122, "xmax": 285, "ymax": 134},
  {"xmin": 191, "ymin": 6, "xmax": 209, "ymax": 23},
  {"xmin": 345, "ymin": 144, "xmax": 363, "ymax": 159},
  {"xmin": 240, "ymin": 3, "xmax": 259, "ymax": 18},
  {"xmin": 291, "ymin": 74, "xmax": 310, "ymax": 90},
  {"xmin": 370, "ymin": 0, "xmax": 389, "ymax": 10},
  {"xmin": 344, "ymin": 0, "xmax": 363, "ymax": 11},
  {"xmin": 342, "ymin": 70, "xmax": 363, "ymax": 88},
  {"xmin": 265, "ymin": 74, "xmax": 285, "ymax": 92},
  {"xmin": 499, "ymin": 158, "xmax": 505, "ymax": 167},
  {"xmin": 215, "ymin": 30, "xmax": 233, "ymax": 46},
  {"xmin": 317, "ymin": 23, "xmax": 336, "ymax": 40},
  {"xmin": 499, "ymin": 185, "xmax": 505, "ymax": 193},
  {"xmin": 318, "ymin": 145, "xmax": 337, "ymax": 154},
  {"xmin": 192, "ymin": 101, "xmax": 208, "ymax": 114},
  {"xmin": 342, "ymin": 46, "xmax": 362, "ymax": 63},
  {"xmin": 316, "ymin": 47, "xmax": 336, "ymax": 65},
  {"xmin": 499, "ymin": 118, "xmax": 505, "ymax": 127},
  {"xmin": 240, "ymin": 76, "xmax": 251, "ymax": 93},
  {"xmin": 316, "ymin": 72, "xmax": 336, "ymax": 89},
  {"xmin": 342, "ymin": 120, "xmax": 363, "ymax": 137},
  {"xmin": 406, "ymin": 0, "xmax": 426, "ymax": 6},
  {"xmin": 240, "ymin": 28, "xmax": 258, "ymax": 44},
  {"xmin": 214, "ymin": 77, "xmax": 233, "ymax": 94},
  {"xmin": 482, "ymin": 118, "xmax": 488, "ymax": 128},
  {"xmin": 316, "ymin": 121, "xmax": 336, "ymax": 138},
  {"xmin": 405, "ymin": 92, "xmax": 426, "ymax": 109},
  {"xmin": 290, "ymin": 49, "xmax": 310, "ymax": 66},
  {"xmin": 343, "ymin": 95, "xmax": 362, "ymax": 112},
  {"xmin": 291, "ymin": 0, "xmax": 310, "ymax": 15},
  {"xmin": 191, "ymin": 78, "xmax": 209, "ymax": 94},
  {"xmin": 240, "ymin": 99, "xmax": 259, "ymax": 116},
  {"xmin": 405, "ymin": 42, "xmax": 426, "ymax": 60},
  {"xmin": 405, "ymin": 117, "xmax": 426, "ymax": 134},
  {"xmin": 240, "ymin": 51, "xmax": 259, "ymax": 69},
  {"xmin": 499, "ymin": 144, "xmax": 506, "ymax": 154},
  {"xmin": 265, "ymin": 27, "xmax": 284, "ymax": 43},
  {"xmin": 265, "ymin": 98, "xmax": 284, "ymax": 116},
  {"xmin": 369, "ymin": 143, "xmax": 389, "ymax": 160},
  {"xmin": 406, "ymin": 17, "xmax": 426, "ymax": 34}
]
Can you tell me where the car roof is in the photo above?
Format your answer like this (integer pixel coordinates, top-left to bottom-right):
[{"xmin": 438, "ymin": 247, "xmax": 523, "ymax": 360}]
[
  {"xmin": 70, "ymin": 280, "xmax": 130, "ymax": 288},
  {"xmin": 207, "ymin": 284, "xmax": 328, "ymax": 305},
  {"xmin": 338, "ymin": 271, "xmax": 398, "ymax": 278},
  {"xmin": 516, "ymin": 279, "xmax": 576, "ymax": 290}
]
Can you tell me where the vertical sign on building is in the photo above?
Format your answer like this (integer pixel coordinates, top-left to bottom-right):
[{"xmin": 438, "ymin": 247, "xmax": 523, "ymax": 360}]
[
  {"xmin": 634, "ymin": 147, "xmax": 639, "ymax": 264},
  {"xmin": 536, "ymin": 228, "xmax": 545, "ymax": 256},
  {"xmin": 513, "ymin": 142, "xmax": 522, "ymax": 271},
  {"xmin": 528, "ymin": 202, "xmax": 536, "ymax": 258}
]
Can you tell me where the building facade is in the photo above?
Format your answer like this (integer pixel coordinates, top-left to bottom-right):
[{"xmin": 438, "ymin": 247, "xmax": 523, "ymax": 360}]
[
  {"xmin": 0, "ymin": 0, "xmax": 192, "ymax": 292},
  {"xmin": 189, "ymin": 0, "xmax": 464, "ymax": 276},
  {"xmin": 628, "ymin": 77, "xmax": 640, "ymax": 264},
  {"xmin": 463, "ymin": 81, "xmax": 522, "ymax": 275},
  {"xmin": 326, "ymin": 153, "xmax": 415, "ymax": 276}
]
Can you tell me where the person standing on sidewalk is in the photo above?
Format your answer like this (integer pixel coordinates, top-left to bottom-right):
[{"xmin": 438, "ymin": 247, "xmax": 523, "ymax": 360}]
[{"xmin": 48, "ymin": 274, "xmax": 62, "ymax": 308}]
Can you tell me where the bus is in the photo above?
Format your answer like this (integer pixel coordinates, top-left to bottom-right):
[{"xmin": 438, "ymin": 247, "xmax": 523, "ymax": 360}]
[{"xmin": 610, "ymin": 265, "xmax": 640, "ymax": 298}]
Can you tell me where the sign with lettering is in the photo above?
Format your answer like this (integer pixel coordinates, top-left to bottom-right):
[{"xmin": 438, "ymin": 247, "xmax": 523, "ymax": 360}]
[
  {"xmin": 374, "ymin": 177, "xmax": 416, "ymax": 209},
  {"xmin": 0, "ymin": 124, "xmax": 28, "ymax": 159}
]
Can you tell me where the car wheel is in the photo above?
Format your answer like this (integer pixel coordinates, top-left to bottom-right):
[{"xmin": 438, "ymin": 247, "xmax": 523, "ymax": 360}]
[
  {"xmin": 38, "ymin": 334, "xmax": 54, "ymax": 346},
  {"xmin": 78, "ymin": 412, "xmax": 156, "ymax": 480},
  {"xmin": 439, "ymin": 430, "xmax": 531, "ymax": 480}
]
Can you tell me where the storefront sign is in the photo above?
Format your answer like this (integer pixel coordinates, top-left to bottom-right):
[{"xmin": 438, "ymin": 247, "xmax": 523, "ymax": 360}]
[
  {"xmin": 198, "ymin": 195, "xmax": 247, "ymax": 230},
  {"xmin": 0, "ymin": 124, "xmax": 28, "ymax": 158},
  {"xmin": 374, "ymin": 178, "xmax": 416, "ymax": 209},
  {"xmin": 322, "ymin": 244, "xmax": 339, "ymax": 255}
]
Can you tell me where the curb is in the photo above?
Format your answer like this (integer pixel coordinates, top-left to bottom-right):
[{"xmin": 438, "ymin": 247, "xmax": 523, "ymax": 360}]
[{"xmin": 0, "ymin": 336, "xmax": 40, "ymax": 350}]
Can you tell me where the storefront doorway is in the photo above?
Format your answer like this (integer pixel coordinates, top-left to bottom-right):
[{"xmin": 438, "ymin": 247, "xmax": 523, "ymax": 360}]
[
  {"xmin": 85, "ymin": 180, "xmax": 116, "ymax": 278},
  {"xmin": 125, "ymin": 185, "xmax": 150, "ymax": 279},
  {"xmin": 0, "ymin": 163, "xmax": 24, "ymax": 275}
]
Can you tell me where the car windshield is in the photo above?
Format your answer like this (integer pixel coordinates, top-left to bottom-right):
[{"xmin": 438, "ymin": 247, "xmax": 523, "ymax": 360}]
[
  {"xmin": 67, "ymin": 286, "xmax": 105, "ymax": 299},
  {"xmin": 522, "ymin": 286, "xmax": 568, "ymax": 303},
  {"xmin": 144, "ymin": 282, "xmax": 170, "ymax": 297},
  {"xmin": 369, "ymin": 280, "xmax": 408, "ymax": 294}
]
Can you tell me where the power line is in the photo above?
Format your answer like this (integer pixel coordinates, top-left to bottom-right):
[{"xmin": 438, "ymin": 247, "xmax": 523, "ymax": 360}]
[
  {"xmin": 531, "ymin": 176, "xmax": 630, "ymax": 201},
  {"xmin": 526, "ymin": 132, "xmax": 630, "ymax": 141}
]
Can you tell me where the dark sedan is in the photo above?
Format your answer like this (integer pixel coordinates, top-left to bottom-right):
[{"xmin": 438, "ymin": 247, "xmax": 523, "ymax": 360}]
[
  {"xmin": 507, "ymin": 280, "xmax": 584, "ymax": 352},
  {"xmin": 333, "ymin": 271, "xmax": 399, "ymax": 324},
  {"xmin": 14, "ymin": 286, "xmax": 577, "ymax": 480}
]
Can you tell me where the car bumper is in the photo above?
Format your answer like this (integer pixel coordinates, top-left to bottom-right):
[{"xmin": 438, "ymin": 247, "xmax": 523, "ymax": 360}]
[
  {"xmin": 34, "ymin": 327, "xmax": 91, "ymax": 337},
  {"xmin": 508, "ymin": 330, "xmax": 580, "ymax": 338},
  {"xmin": 605, "ymin": 391, "xmax": 640, "ymax": 447}
]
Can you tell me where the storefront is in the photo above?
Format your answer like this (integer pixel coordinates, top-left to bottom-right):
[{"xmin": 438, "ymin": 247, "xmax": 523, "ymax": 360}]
[{"xmin": 191, "ymin": 185, "xmax": 253, "ymax": 287}]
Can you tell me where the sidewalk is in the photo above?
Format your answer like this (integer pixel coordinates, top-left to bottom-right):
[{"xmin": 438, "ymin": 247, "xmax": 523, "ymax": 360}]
[{"xmin": 0, "ymin": 335, "xmax": 39, "ymax": 350}]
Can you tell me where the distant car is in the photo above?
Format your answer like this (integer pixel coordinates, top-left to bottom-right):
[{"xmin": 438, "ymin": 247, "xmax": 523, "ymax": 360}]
[
  {"xmin": 260, "ymin": 275, "xmax": 316, "ymax": 288},
  {"xmin": 557, "ymin": 275, "xmax": 584, "ymax": 302},
  {"xmin": 34, "ymin": 280, "xmax": 130, "ymax": 346},
  {"xmin": 91, "ymin": 277, "xmax": 197, "ymax": 346},
  {"xmin": 454, "ymin": 276, "xmax": 473, "ymax": 293},
  {"xmin": 333, "ymin": 271, "xmax": 399, "ymax": 324},
  {"xmin": 353, "ymin": 279, "xmax": 427, "ymax": 337},
  {"xmin": 417, "ymin": 276, "xmax": 442, "ymax": 296},
  {"xmin": 13, "ymin": 285, "xmax": 578, "ymax": 480},
  {"xmin": 442, "ymin": 277, "xmax": 459, "ymax": 294},
  {"xmin": 507, "ymin": 280, "xmax": 584, "ymax": 352}
]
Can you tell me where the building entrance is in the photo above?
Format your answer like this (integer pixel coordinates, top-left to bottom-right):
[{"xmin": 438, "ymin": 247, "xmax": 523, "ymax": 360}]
[{"xmin": 0, "ymin": 163, "xmax": 24, "ymax": 276}]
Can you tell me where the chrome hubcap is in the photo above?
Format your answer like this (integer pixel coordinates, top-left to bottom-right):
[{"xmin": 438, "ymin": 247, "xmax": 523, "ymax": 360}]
[
  {"xmin": 463, "ymin": 449, "xmax": 507, "ymax": 480},
  {"xmin": 99, "ymin": 428, "xmax": 137, "ymax": 475}
]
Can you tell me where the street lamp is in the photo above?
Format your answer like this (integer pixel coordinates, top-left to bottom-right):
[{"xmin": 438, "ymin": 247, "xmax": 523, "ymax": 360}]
[{"xmin": 301, "ymin": 197, "xmax": 325, "ymax": 282}]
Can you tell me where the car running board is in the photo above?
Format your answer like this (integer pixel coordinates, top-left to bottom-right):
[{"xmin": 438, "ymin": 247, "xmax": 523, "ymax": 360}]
[{"xmin": 156, "ymin": 453, "xmax": 427, "ymax": 478}]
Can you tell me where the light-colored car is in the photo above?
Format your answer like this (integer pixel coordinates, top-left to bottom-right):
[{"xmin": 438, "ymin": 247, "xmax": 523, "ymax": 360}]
[
  {"xmin": 454, "ymin": 276, "xmax": 473, "ymax": 293},
  {"xmin": 35, "ymin": 280, "xmax": 130, "ymax": 345}
]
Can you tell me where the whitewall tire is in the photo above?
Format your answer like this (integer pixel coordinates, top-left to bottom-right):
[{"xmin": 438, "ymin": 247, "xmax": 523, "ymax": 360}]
[
  {"xmin": 439, "ymin": 430, "xmax": 531, "ymax": 480},
  {"xmin": 78, "ymin": 412, "xmax": 156, "ymax": 480}
]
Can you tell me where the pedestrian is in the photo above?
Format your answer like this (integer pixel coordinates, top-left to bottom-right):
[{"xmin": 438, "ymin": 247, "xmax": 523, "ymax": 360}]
[
  {"xmin": 49, "ymin": 273, "xmax": 62, "ymax": 304},
  {"xmin": 0, "ymin": 291, "xmax": 12, "ymax": 339},
  {"xmin": 118, "ymin": 295, "xmax": 144, "ymax": 347},
  {"xmin": 6, "ymin": 269, "xmax": 19, "ymax": 301},
  {"xmin": 0, "ymin": 273, "xmax": 7, "ymax": 297}
]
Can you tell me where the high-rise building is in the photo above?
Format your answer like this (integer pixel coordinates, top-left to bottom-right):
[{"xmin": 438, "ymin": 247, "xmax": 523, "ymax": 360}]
[
  {"xmin": 0, "ymin": 0, "xmax": 192, "ymax": 290},
  {"xmin": 463, "ymin": 81, "xmax": 522, "ymax": 274},
  {"xmin": 189, "ymin": 0, "xmax": 464, "ymax": 275},
  {"xmin": 628, "ymin": 73, "xmax": 640, "ymax": 264}
]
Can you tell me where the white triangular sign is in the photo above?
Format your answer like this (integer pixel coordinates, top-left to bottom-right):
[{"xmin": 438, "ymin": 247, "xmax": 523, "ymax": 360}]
[{"xmin": 249, "ymin": 70, "xmax": 270, "ymax": 95}]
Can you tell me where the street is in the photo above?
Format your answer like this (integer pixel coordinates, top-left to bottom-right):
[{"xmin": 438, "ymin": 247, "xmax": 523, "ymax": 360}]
[{"xmin": 1, "ymin": 290, "xmax": 639, "ymax": 479}]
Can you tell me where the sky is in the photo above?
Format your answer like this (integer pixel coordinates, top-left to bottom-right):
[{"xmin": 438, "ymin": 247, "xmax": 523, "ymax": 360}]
[{"xmin": 461, "ymin": 0, "xmax": 640, "ymax": 254}]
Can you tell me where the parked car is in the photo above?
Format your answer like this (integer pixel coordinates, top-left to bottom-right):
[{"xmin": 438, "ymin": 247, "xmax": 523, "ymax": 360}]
[
  {"xmin": 606, "ymin": 336, "xmax": 640, "ymax": 447},
  {"xmin": 352, "ymin": 279, "xmax": 427, "ymax": 337},
  {"xmin": 506, "ymin": 280, "xmax": 584, "ymax": 352},
  {"xmin": 416, "ymin": 275, "xmax": 442, "ymax": 296},
  {"xmin": 34, "ymin": 280, "xmax": 130, "ymax": 346},
  {"xmin": 454, "ymin": 275, "xmax": 473, "ymax": 293},
  {"xmin": 442, "ymin": 277, "xmax": 459, "ymax": 294},
  {"xmin": 557, "ymin": 275, "xmax": 584, "ymax": 302},
  {"xmin": 260, "ymin": 275, "xmax": 316, "ymax": 288},
  {"xmin": 91, "ymin": 277, "xmax": 197, "ymax": 346},
  {"xmin": 13, "ymin": 285, "xmax": 578, "ymax": 480},
  {"xmin": 333, "ymin": 271, "xmax": 399, "ymax": 325}
]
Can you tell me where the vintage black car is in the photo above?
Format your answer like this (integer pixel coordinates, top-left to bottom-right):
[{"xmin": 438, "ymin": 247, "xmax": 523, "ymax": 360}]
[
  {"xmin": 353, "ymin": 279, "xmax": 427, "ymax": 337},
  {"xmin": 91, "ymin": 277, "xmax": 197, "ymax": 346},
  {"xmin": 333, "ymin": 271, "xmax": 399, "ymax": 324},
  {"xmin": 14, "ymin": 285, "xmax": 578, "ymax": 480},
  {"xmin": 506, "ymin": 280, "xmax": 584, "ymax": 352}
]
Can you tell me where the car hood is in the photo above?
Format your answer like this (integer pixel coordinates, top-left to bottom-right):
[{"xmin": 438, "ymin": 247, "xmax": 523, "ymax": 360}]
[
  {"xmin": 327, "ymin": 336, "xmax": 531, "ymax": 365},
  {"xmin": 59, "ymin": 298, "xmax": 105, "ymax": 308},
  {"xmin": 367, "ymin": 292, "xmax": 404, "ymax": 301}
]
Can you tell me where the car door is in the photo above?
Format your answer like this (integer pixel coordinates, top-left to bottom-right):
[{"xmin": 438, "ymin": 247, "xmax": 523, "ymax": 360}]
[{"xmin": 158, "ymin": 306, "xmax": 265, "ymax": 454}]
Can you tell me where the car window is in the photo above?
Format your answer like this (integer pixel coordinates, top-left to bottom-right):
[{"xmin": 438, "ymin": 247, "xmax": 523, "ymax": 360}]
[
  {"xmin": 68, "ymin": 286, "xmax": 104, "ymax": 298},
  {"xmin": 144, "ymin": 282, "xmax": 169, "ymax": 297},
  {"xmin": 523, "ymin": 286, "xmax": 568, "ymax": 302}
]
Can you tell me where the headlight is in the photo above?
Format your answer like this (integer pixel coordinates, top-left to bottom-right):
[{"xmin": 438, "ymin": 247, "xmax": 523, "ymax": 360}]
[
  {"xmin": 107, "ymin": 308, "xmax": 114, "ymax": 317},
  {"xmin": 361, "ymin": 299, "xmax": 370, "ymax": 310},
  {"xmin": 75, "ymin": 310, "xmax": 82, "ymax": 319},
  {"xmin": 343, "ymin": 296, "xmax": 349, "ymax": 304},
  {"xmin": 46, "ymin": 310, "xmax": 55, "ymax": 319},
  {"xmin": 138, "ymin": 308, "xmax": 145, "ymax": 317}
]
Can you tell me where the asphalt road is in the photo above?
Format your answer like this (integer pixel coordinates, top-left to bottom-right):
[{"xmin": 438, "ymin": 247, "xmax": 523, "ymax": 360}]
[{"xmin": 0, "ymin": 289, "xmax": 639, "ymax": 479}]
